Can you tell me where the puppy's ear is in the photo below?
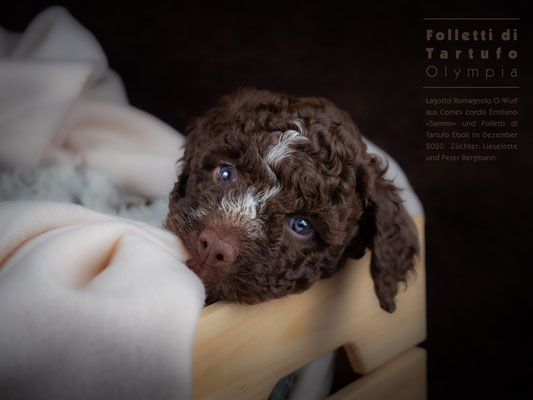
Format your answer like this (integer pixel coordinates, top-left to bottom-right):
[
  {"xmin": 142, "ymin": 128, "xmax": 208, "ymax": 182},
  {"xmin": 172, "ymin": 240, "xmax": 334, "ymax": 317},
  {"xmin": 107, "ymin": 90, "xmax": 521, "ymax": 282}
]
[{"xmin": 348, "ymin": 155, "xmax": 419, "ymax": 313}]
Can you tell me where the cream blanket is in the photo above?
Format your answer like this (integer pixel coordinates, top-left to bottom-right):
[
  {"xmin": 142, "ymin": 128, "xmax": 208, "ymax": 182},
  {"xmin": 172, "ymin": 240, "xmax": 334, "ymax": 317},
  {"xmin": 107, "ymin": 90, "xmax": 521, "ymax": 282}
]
[{"xmin": 0, "ymin": 7, "xmax": 204, "ymax": 399}]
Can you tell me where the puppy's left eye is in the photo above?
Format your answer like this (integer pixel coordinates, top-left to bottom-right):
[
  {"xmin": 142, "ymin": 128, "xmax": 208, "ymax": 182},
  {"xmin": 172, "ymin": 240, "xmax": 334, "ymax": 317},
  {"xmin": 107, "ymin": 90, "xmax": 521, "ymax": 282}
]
[
  {"xmin": 289, "ymin": 217, "xmax": 313, "ymax": 236},
  {"xmin": 215, "ymin": 165, "xmax": 236, "ymax": 182}
]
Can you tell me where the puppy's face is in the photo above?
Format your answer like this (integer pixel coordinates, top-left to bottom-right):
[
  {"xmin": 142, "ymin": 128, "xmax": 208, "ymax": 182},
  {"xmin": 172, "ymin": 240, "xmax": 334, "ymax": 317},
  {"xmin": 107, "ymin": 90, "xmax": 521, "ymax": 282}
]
[{"xmin": 166, "ymin": 89, "xmax": 418, "ymax": 312}]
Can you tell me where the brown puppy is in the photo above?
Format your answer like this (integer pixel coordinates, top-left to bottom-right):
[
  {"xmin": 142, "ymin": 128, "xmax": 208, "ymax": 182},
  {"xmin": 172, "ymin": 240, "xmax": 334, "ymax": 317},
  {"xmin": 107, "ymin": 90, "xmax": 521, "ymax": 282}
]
[{"xmin": 166, "ymin": 88, "xmax": 418, "ymax": 312}]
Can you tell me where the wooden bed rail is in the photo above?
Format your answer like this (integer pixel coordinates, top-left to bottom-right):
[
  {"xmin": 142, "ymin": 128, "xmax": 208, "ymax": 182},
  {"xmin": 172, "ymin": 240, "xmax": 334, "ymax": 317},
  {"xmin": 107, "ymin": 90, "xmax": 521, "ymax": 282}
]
[{"xmin": 193, "ymin": 216, "xmax": 426, "ymax": 400}]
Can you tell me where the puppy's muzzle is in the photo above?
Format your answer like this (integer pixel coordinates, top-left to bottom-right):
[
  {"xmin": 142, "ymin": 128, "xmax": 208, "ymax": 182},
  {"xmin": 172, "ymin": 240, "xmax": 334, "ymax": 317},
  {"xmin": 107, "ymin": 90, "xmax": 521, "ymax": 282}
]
[{"xmin": 197, "ymin": 228, "xmax": 237, "ymax": 268}]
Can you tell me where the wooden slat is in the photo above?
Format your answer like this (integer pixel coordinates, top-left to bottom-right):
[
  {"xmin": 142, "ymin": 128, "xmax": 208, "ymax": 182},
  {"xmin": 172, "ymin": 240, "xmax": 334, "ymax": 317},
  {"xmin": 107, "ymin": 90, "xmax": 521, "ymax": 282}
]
[
  {"xmin": 328, "ymin": 347, "xmax": 427, "ymax": 400},
  {"xmin": 193, "ymin": 216, "xmax": 426, "ymax": 400}
]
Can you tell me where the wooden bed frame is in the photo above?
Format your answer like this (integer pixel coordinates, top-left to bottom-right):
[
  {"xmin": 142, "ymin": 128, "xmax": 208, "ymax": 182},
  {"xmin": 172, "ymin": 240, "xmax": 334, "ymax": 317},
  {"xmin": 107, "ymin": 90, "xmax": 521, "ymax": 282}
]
[{"xmin": 193, "ymin": 216, "xmax": 426, "ymax": 399}]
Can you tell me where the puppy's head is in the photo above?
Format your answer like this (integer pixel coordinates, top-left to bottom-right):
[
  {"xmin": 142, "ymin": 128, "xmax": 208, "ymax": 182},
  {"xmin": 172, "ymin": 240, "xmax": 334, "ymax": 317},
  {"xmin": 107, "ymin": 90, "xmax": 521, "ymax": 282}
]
[{"xmin": 166, "ymin": 88, "xmax": 418, "ymax": 312}]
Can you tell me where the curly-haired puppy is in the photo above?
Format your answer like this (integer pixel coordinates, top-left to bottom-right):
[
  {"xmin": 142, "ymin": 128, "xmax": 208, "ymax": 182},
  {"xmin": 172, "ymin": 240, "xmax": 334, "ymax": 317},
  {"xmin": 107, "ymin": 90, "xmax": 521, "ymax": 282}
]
[{"xmin": 165, "ymin": 88, "xmax": 419, "ymax": 312}]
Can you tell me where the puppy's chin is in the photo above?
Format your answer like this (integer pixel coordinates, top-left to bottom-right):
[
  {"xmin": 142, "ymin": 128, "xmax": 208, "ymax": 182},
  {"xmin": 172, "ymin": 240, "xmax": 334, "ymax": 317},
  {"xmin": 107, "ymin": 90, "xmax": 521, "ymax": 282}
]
[
  {"xmin": 204, "ymin": 294, "xmax": 222, "ymax": 306},
  {"xmin": 185, "ymin": 257, "xmax": 211, "ymax": 281},
  {"xmin": 185, "ymin": 257, "xmax": 230, "ymax": 301},
  {"xmin": 186, "ymin": 255, "xmax": 271, "ymax": 306}
]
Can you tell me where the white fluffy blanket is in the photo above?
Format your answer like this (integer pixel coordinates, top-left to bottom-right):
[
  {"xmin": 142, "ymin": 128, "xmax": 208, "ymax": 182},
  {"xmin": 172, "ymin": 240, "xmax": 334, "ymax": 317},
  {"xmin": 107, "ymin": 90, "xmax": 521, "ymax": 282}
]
[
  {"xmin": 0, "ymin": 7, "xmax": 205, "ymax": 399},
  {"xmin": 0, "ymin": 202, "xmax": 204, "ymax": 399}
]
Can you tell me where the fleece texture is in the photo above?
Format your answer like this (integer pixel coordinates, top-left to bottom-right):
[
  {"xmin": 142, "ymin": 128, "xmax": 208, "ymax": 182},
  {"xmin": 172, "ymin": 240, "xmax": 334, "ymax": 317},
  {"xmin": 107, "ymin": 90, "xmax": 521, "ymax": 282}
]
[{"xmin": 0, "ymin": 7, "xmax": 204, "ymax": 399}]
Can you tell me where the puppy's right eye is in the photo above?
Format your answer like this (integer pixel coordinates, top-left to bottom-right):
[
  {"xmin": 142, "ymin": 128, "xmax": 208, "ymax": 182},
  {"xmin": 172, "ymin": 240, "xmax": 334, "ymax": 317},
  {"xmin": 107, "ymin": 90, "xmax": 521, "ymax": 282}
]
[
  {"xmin": 288, "ymin": 217, "xmax": 313, "ymax": 237},
  {"xmin": 215, "ymin": 165, "xmax": 236, "ymax": 182}
]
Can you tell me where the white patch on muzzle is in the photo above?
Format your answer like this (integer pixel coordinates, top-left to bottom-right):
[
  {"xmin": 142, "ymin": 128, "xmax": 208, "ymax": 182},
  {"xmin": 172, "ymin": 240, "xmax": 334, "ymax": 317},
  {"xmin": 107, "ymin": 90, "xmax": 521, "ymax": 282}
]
[
  {"xmin": 220, "ymin": 188, "xmax": 259, "ymax": 220},
  {"xmin": 218, "ymin": 186, "xmax": 280, "ymax": 226},
  {"xmin": 256, "ymin": 186, "xmax": 280, "ymax": 206}
]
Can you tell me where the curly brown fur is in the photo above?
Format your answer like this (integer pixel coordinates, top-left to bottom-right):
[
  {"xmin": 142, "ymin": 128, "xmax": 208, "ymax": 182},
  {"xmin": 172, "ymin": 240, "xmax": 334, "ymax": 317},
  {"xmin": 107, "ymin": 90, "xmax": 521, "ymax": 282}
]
[{"xmin": 165, "ymin": 88, "xmax": 419, "ymax": 312}]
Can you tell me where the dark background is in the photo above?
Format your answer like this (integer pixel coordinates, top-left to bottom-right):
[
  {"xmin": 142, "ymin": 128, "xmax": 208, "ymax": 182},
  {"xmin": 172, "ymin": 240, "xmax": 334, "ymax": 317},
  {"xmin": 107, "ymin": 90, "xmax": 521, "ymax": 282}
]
[{"xmin": 2, "ymin": 1, "xmax": 531, "ymax": 399}]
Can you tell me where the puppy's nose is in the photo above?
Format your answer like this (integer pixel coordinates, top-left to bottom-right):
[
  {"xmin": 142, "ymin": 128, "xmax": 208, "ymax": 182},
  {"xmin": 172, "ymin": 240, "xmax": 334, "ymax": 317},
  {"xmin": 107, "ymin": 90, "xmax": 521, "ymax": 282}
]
[{"xmin": 197, "ymin": 229, "xmax": 237, "ymax": 267}]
